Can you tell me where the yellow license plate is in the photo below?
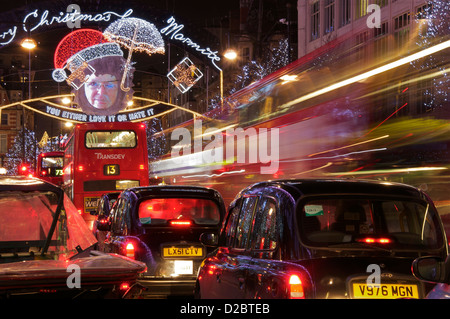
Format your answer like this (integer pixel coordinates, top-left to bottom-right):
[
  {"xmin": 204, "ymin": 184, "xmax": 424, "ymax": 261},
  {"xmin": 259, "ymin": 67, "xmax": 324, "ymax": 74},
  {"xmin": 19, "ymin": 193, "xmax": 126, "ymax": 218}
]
[
  {"xmin": 163, "ymin": 247, "xmax": 203, "ymax": 257},
  {"xmin": 353, "ymin": 283, "xmax": 419, "ymax": 299}
]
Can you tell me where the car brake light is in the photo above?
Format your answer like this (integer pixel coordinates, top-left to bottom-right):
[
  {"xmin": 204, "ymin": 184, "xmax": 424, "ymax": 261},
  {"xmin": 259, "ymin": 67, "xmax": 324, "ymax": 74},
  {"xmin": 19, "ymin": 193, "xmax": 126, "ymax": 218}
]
[
  {"xmin": 125, "ymin": 242, "xmax": 135, "ymax": 259},
  {"xmin": 357, "ymin": 237, "xmax": 392, "ymax": 244},
  {"xmin": 119, "ymin": 282, "xmax": 130, "ymax": 291},
  {"xmin": 170, "ymin": 220, "xmax": 191, "ymax": 227},
  {"xmin": 289, "ymin": 274, "xmax": 305, "ymax": 299}
]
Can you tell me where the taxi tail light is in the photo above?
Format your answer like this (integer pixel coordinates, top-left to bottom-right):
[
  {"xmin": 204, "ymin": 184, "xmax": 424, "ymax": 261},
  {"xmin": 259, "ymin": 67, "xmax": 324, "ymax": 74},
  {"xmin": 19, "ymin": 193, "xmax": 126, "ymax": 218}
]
[
  {"xmin": 170, "ymin": 220, "xmax": 192, "ymax": 227},
  {"xmin": 119, "ymin": 282, "xmax": 130, "ymax": 291},
  {"xmin": 288, "ymin": 274, "xmax": 305, "ymax": 299},
  {"xmin": 125, "ymin": 242, "xmax": 135, "ymax": 259},
  {"xmin": 357, "ymin": 237, "xmax": 392, "ymax": 244}
]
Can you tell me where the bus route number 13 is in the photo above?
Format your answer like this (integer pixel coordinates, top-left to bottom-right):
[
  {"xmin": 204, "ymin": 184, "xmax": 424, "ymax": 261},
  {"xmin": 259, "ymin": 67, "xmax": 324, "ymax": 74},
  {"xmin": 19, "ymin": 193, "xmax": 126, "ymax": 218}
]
[{"xmin": 104, "ymin": 164, "xmax": 120, "ymax": 176}]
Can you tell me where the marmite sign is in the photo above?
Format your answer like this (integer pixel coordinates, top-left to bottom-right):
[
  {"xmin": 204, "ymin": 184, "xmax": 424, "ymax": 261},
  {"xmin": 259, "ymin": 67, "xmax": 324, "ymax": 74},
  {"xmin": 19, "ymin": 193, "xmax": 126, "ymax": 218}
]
[{"xmin": 44, "ymin": 102, "xmax": 171, "ymax": 123}]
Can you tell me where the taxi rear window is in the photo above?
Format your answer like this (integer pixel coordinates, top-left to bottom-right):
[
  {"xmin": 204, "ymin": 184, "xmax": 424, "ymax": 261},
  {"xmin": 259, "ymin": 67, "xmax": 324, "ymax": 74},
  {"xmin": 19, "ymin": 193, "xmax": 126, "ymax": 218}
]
[
  {"xmin": 138, "ymin": 197, "xmax": 221, "ymax": 225},
  {"xmin": 298, "ymin": 197, "xmax": 445, "ymax": 250}
]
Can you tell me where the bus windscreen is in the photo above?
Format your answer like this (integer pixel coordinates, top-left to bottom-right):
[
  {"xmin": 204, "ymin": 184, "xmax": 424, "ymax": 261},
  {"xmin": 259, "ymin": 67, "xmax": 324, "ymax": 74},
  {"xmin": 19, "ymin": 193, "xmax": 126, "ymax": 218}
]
[{"xmin": 85, "ymin": 131, "xmax": 137, "ymax": 148}]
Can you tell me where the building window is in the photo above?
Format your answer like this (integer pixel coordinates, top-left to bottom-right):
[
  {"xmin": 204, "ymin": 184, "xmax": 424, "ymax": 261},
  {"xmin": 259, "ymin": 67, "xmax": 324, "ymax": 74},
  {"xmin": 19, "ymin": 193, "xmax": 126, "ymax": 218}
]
[
  {"xmin": 310, "ymin": 1, "xmax": 320, "ymax": 41},
  {"xmin": 339, "ymin": 0, "xmax": 351, "ymax": 27},
  {"xmin": 374, "ymin": 22, "xmax": 389, "ymax": 59},
  {"xmin": 416, "ymin": 79, "xmax": 434, "ymax": 114},
  {"xmin": 373, "ymin": 0, "xmax": 388, "ymax": 7},
  {"xmin": 355, "ymin": 31, "xmax": 369, "ymax": 62},
  {"xmin": 324, "ymin": 0, "xmax": 335, "ymax": 34},
  {"xmin": 0, "ymin": 134, "xmax": 7, "ymax": 154},
  {"xmin": 1, "ymin": 113, "xmax": 8, "ymax": 126},
  {"xmin": 416, "ymin": 3, "xmax": 433, "ymax": 19},
  {"xmin": 355, "ymin": 0, "xmax": 369, "ymax": 19},
  {"xmin": 394, "ymin": 12, "xmax": 411, "ymax": 50}
]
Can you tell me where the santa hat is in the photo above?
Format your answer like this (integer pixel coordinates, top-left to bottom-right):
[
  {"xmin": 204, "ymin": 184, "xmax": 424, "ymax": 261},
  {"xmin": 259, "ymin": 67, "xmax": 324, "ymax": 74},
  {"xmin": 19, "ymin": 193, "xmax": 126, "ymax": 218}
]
[{"xmin": 52, "ymin": 29, "xmax": 123, "ymax": 89}]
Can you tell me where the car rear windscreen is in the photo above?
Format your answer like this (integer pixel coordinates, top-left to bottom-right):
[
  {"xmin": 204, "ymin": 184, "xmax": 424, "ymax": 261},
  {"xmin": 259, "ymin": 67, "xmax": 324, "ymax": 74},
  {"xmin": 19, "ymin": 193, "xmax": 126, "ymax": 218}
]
[{"xmin": 138, "ymin": 198, "xmax": 221, "ymax": 225}]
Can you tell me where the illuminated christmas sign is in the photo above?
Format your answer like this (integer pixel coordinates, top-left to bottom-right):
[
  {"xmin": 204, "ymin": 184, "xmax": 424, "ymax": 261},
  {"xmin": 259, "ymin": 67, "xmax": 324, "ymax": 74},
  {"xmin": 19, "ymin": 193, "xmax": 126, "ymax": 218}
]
[
  {"xmin": 44, "ymin": 103, "xmax": 172, "ymax": 123},
  {"xmin": 0, "ymin": 5, "xmax": 224, "ymax": 122},
  {"xmin": 0, "ymin": 8, "xmax": 133, "ymax": 46},
  {"xmin": 160, "ymin": 16, "xmax": 221, "ymax": 71}
]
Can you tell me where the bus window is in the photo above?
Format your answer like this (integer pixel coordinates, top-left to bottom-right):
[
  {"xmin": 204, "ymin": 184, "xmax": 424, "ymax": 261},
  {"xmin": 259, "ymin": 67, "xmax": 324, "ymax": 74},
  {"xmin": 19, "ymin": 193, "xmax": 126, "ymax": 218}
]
[
  {"xmin": 37, "ymin": 152, "xmax": 64, "ymax": 185},
  {"xmin": 85, "ymin": 131, "xmax": 137, "ymax": 148}
]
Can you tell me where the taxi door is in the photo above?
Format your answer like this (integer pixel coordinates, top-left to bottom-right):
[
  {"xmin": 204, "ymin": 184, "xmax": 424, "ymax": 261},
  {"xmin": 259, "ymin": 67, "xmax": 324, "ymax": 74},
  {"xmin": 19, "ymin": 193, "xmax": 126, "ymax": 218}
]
[{"xmin": 211, "ymin": 196, "xmax": 258, "ymax": 298}]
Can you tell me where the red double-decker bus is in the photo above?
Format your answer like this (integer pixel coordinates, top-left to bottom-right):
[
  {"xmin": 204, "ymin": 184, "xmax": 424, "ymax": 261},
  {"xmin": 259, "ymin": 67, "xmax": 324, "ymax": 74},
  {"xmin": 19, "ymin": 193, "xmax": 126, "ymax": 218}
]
[
  {"xmin": 36, "ymin": 151, "xmax": 64, "ymax": 186},
  {"xmin": 63, "ymin": 122, "xmax": 149, "ymax": 229}
]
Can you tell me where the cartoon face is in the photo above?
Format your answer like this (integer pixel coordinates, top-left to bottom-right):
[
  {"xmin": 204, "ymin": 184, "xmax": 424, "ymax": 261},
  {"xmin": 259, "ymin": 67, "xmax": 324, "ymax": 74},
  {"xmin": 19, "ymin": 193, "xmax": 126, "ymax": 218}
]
[{"xmin": 84, "ymin": 74, "xmax": 119, "ymax": 109}]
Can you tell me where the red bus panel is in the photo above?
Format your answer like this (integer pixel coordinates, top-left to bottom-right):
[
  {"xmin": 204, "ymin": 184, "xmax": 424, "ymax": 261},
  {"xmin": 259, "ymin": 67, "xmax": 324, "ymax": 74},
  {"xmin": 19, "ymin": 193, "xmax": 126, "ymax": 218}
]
[{"xmin": 63, "ymin": 122, "xmax": 149, "ymax": 229}]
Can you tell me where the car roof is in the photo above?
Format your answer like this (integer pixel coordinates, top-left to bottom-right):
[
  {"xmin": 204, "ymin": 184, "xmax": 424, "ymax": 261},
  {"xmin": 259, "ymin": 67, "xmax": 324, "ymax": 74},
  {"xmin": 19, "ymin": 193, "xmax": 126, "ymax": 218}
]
[
  {"xmin": 0, "ymin": 176, "xmax": 63, "ymax": 193},
  {"xmin": 244, "ymin": 178, "xmax": 424, "ymax": 199},
  {"xmin": 125, "ymin": 185, "xmax": 224, "ymax": 200}
]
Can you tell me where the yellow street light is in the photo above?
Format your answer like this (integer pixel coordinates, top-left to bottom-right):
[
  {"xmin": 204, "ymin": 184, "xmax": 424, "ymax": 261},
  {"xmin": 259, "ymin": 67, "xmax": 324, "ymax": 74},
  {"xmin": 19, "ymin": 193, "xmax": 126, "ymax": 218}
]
[
  {"xmin": 20, "ymin": 38, "xmax": 37, "ymax": 50},
  {"xmin": 224, "ymin": 48, "xmax": 238, "ymax": 60}
]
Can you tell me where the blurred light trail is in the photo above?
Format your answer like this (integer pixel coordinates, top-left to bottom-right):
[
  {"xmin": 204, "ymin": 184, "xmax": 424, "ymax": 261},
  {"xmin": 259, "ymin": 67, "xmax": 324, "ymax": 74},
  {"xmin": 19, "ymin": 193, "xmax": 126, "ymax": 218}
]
[
  {"xmin": 308, "ymin": 135, "xmax": 389, "ymax": 157},
  {"xmin": 293, "ymin": 162, "xmax": 333, "ymax": 176},
  {"xmin": 182, "ymin": 169, "xmax": 246, "ymax": 179},
  {"xmin": 281, "ymin": 148, "xmax": 387, "ymax": 162},
  {"xmin": 280, "ymin": 40, "xmax": 450, "ymax": 109},
  {"xmin": 356, "ymin": 69, "xmax": 448, "ymax": 101},
  {"xmin": 327, "ymin": 166, "xmax": 448, "ymax": 176},
  {"xmin": 363, "ymin": 102, "xmax": 408, "ymax": 136}
]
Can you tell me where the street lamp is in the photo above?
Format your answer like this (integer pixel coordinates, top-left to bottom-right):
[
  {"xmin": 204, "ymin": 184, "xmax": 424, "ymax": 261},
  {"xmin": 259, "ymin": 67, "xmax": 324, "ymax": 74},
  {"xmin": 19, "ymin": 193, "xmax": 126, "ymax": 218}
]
[
  {"xmin": 20, "ymin": 37, "xmax": 37, "ymax": 164},
  {"xmin": 220, "ymin": 48, "xmax": 238, "ymax": 109},
  {"xmin": 20, "ymin": 38, "xmax": 37, "ymax": 50},
  {"xmin": 224, "ymin": 48, "xmax": 238, "ymax": 60}
]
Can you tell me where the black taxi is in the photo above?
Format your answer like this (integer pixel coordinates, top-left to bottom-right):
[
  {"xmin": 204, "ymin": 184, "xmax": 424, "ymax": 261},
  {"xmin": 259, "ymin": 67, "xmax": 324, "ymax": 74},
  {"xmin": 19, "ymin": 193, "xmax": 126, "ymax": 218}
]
[
  {"xmin": 97, "ymin": 185, "xmax": 226, "ymax": 297},
  {"xmin": 196, "ymin": 179, "xmax": 449, "ymax": 299}
]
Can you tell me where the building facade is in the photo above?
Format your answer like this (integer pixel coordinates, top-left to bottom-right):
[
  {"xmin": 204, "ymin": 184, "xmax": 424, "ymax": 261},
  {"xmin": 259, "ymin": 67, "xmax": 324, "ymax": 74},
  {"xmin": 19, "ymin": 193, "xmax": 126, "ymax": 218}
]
[{"xmin": 297, "ymin": 0, "xmax": 431, "ymax": 58}]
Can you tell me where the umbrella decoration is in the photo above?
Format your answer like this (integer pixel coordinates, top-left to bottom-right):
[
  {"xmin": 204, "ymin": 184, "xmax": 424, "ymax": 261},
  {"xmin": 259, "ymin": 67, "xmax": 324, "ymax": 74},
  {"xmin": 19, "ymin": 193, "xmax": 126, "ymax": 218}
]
[{"xmin": 104, "ymin": 17, "xmax": 165, "ymax": 91}]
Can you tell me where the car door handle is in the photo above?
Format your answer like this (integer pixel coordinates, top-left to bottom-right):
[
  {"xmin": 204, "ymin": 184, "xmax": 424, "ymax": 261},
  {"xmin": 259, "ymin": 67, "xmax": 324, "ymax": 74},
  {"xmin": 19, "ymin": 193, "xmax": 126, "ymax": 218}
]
[
  {"xmin": 216, "ymin": 272, "xmax": 221, "ymax": 283},
  {"xmin": 238, "ymin": 277, "xmax": 245, "ymax": 290}
]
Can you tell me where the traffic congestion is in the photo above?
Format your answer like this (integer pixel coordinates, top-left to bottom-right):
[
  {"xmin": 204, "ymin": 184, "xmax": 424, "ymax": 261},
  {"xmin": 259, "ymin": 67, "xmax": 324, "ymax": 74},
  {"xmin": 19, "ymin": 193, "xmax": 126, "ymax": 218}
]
[{"xmin": 0, "ymin": 0, "xmax": 449, "ymax": 310}]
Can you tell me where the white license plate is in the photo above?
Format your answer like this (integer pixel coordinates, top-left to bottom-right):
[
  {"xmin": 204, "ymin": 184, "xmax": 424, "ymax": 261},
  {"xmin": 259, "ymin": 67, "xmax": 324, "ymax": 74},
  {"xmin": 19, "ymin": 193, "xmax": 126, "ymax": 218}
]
[{"xmin": 174, "ymin": 260, "xmax": 193, "ymax": 275}]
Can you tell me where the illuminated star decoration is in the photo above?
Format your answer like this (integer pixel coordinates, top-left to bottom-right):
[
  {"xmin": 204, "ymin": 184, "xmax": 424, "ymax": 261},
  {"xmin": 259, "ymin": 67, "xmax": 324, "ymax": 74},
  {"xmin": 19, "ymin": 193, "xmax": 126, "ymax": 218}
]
[{"xmin": 167, "ymin": 57, "xmax": 203, "ymax": 93}]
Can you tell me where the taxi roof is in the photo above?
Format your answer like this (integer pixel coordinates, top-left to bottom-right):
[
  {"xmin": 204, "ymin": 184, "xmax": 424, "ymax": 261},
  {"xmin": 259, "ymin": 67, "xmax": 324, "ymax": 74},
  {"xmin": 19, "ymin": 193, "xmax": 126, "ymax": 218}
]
[{"xmin": 246, "ymin": 178, "xmax": 425, "ymax": 200}]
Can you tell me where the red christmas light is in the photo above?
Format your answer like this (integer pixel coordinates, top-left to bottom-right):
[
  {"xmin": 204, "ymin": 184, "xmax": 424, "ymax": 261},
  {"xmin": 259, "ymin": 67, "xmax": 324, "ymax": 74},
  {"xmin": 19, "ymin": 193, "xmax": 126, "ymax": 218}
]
[{"xmin": 54, "ymin": 29, "xmax": 109, "ymax": 69}]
